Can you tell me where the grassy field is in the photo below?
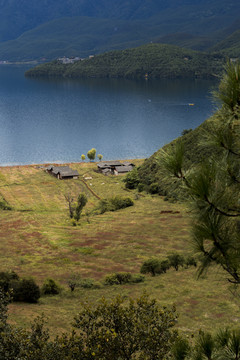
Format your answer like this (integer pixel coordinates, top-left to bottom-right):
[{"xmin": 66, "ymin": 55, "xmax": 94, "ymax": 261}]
[{"xmin": 0, "ymin": 161, "xmax": 239, "ymax": 336}]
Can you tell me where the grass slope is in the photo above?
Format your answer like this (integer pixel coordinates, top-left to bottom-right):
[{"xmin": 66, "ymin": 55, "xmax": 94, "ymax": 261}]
[
  {"xmin": 25, "ymin": 43, "xmax": 226, "ymax": 79},
  {"xmin": 0, "ymin": 161, "xmax": 238, "ymax": 335}
]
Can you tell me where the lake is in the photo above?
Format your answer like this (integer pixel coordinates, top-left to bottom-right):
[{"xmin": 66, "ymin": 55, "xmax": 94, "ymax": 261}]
[{"xmin": 0, "ymin": 65, "xmax": 218, "ymax": 165}]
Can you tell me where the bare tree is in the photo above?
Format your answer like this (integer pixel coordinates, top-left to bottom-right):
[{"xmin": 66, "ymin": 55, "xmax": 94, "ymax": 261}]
[{"xmin": 64, "ymin": 192, "xmax": 74, "ymax": 218}]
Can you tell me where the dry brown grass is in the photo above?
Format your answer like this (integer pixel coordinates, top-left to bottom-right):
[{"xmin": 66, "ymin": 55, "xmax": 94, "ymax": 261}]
[{"xmin": 0, "ymin": 162, "xmax": 238, "ymax": 336}]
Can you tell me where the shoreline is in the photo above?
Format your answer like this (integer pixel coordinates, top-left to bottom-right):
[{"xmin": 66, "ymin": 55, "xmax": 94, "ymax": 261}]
[{"xmin": 0, "ymin": 158, "xmax": 144, "ymax": 169}]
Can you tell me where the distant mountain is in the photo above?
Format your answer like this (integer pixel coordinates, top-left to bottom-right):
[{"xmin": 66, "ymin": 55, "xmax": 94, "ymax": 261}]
[
  {"xmin": 0, "ymin": 0, "xmax": 192, "ymax": 42},
  {"xmin": 0, "ymin": 0, "xmax": 240, "ymax": 61},
  {"xmin": 210, "ymin": 30, "xmax": 240, "ymax": 57},
  {"xmin": 25, "ymin": 43, "xmax": 226, "ymax": 80},
  {"xmin": 0, "ymin": 16, "xmax": 149, "ymax": 61},
  {"xmin": 155, "ymin": 33, "xmax": 215, "ymax": 52}
]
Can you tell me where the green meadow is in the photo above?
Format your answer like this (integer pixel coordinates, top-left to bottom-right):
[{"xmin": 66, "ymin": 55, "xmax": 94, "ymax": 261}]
[{"xmin": 0, "ymin": 161, "xmax": 238, "ymax": 336}]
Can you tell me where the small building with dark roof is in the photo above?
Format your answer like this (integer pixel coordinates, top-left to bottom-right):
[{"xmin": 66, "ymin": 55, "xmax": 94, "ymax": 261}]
[
  {"xmin": 97, "ymin": 161, "xmax": 134, "ymax": 176},
  {"xmin": 46, "ymin": 165, "xmax": 79, "ymax": 180},
  {"xmin": 114, "ymin": 166, "xmax": 134, "ymax": 175}
]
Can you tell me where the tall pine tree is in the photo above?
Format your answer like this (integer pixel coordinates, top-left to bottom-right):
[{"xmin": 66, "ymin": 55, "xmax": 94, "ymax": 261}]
[{"xmin": 160, "ymin": 61, "xmax": 240, "ymax": 284}]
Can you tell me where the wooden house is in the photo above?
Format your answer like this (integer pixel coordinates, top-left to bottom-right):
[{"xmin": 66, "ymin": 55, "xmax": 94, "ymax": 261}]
[
  {"xmin": 114, "ymin": 166, "xmax": 134, "ymax": 175},
  {"xmin": 46, "ymin": 165, "xmax": 79, "ymax": 180},
  {"xmin": 97, "ymin": 161, "xmax": 134, "ymax": 176}
]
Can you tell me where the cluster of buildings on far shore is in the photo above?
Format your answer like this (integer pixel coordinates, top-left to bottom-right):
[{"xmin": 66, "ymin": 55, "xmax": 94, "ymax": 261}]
[
  {"xmin": 57, "ymin": 55, "xmax": 94, "ymax": 64},
  {"xmin": 45, "ymin": 160, "xmax": 134, "ymax": 180}
]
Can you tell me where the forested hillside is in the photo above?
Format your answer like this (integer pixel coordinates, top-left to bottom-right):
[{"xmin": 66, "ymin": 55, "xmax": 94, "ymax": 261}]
[
  {"xmin": 211, "ymin": 29, "xmax": 240, "ymax": 58},
  {"xmin": 25, "ymin": 43, "xmax": 226, "ymax": 79},
  {"xmin": 0, "ymin": 0, "xmax": 240, "ymax": 60}
]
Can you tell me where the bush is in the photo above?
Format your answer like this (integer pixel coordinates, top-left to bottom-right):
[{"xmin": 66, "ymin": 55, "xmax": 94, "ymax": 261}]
[
  {"xmin": 41, "ymin": 278, "xmax": 61, "ymax": 295},
  {"xmin": 185, "ymin": 256, "xmax": 197, "ymax": 268},
  {"xmin": 99, "ymin": 198, "xmax": 111, "ymax": 214},
  {"xmin": 99, "ymin": 196, "xmax": 134, "ymax": 213},
  {"xmin": 11, "ymin": 278, "xmax": 40, "ymax": 303},
  {"xmin": 104, "ymin": 272, "xmax": 141, "ymax": 285},
  {"xmin": 110, "ymin": 196, "xmax": 134, "ymax": 210},
  {"xmin": 123, "ymin": 167, "xmax": 140, "ymax": 189},
  {"xmin": 140, "ymin": 258, "xmax": 162, "ymax": 276},
  {"xmin": 79, "ymin": 278, "xmax": 101, "ymax": 289},
  {"xmin": 73, "ymin": 293, "xmax": 177, "ymax": 359},
  {"xmin": 0, "ymin": 271, "xmax": 19, "ymax": 292},
  {"xmin": 167, "ymin": 253, "xmax": 185, "ymax": 271},
  {"xmin": 137, "ymin": 183, "xmax": 145, "ymax": 192},
  {"xmin": 0, "ymin": 200, "xmax": 12, "ymax": 210},
  {"xmin": 149, "ymin": 182, "xmax": 160, "ymax": 194},
  {"xmin": 159, "ymin": 259, "xmax": 171, "ymax": 273}
]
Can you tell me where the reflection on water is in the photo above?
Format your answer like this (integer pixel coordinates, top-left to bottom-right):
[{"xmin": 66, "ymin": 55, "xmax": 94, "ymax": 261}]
[{"xmin": 0, "ymin": 65, "xmax": 218, "ymax": 165}]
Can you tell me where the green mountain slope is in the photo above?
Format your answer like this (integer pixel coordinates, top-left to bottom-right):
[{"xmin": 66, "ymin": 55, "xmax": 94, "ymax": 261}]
[
  {"xmin": 0, "ymin": 16, "xmax": 148, "ymax": 61},
  {"xmin": 155, "ymin": 33, "xmax": 214, "ymax": 52},
  {"xmin": 0, "ymin": 0, "xmax": 239, "ymax": 42},
  {"xmin": 210, "ymin": 29, "xmax": 240, "ymax": 57},
  {"xmin": 0, "ymin": 0, "xmax": 240, "ymax": 61},
  {"xmin": 25, "ymin": 43, "xmax": 226, "ymax": 79}
]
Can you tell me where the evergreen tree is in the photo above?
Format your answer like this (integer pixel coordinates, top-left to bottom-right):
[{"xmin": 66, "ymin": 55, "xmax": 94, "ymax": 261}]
[{"xmin": 160, "ymin": 61, "xmax": 240, "ymax": 284}]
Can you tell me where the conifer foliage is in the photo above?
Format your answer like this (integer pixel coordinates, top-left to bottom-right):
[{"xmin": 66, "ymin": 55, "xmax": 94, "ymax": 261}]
[{"xmin": 160, "ymin": 61, "xmax": 240, "ymax": 284}]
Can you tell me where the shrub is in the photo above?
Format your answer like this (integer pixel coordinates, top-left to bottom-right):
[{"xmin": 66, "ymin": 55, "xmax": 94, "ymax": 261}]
[
  {"xmin": 0, "ymin": 271, "xmax": 19, "ymax": 292},
  {"xmin": 98, "ymin": 198, "xmax": 111, "ymax": 214},
  {"xmin": 79, "ymin": 278, "xmax": 100, "ymax": 289},
  {"xmin": 110, "ymin": 196, "xmax": 134, "ymax": 210},
  {"xmin": 137, "ymin": 183, "xmax": 145, "ymax": 192},
  {"xmin": 149, "ymin": 182, "xmax": 160, "ymax": 194},
  {"xmin": 171, "ymin": 336, "xmax": 191, "ymax": 359},
  {"xmin": 41, "ymin": 278, "xmax": 61, "ymax": 295},
  {"xmin": 123, "ymin": 167, "xmax": 140, "ymax": 189},
  {"xmin": 104, "ymin": 272, "xmax": 136, "ymax": 285},
  {"xmin": 67, "ymin": 274, "xmax": 82, "ymax": 292},
  {"xmin": 104, "ymin": 274, "xmax": 119, "ymax": 285},
  {"xmin": 140, "ymin": 258, "xmax": 162, "ymax": 276},
  {"xmin": 73, "ymin": 293, "xmax": 177, "ymax": 360},
  {"xmin": 11, "ymin": 278, "xmax": 40, "ymax": 303},
  {"xmin": 185, "ymin": 256, "xmax": 197, "ymax": 268},
  {"xmin": 159, "ymin": 259, "xmax": 171, "ymax": 273},
  {"xmin": 99, "ymin": 196, "xmax": 134, "ymax": 213},
  {"xmin": 0, "ymin": 200, "xmax": 12, "ymax": 210},
  {"xmin": 167, "ymin": 253, "xmax": 185, "ymax": 271}
]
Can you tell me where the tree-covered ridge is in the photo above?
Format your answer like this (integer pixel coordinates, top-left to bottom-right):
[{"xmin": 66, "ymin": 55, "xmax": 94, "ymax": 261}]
[
  {"xmin": 211, "ymin": 29, "xmax": 240, "ymax": 58},
  {"xmin": 0, "ymin": 0, "xmax": 239, "ymax": 61},
  {"xmin": 0, "ymin": 0, "xmax": 239, "ymax": 42},
  {"xmin": 25, "ymin": 43, "xmax": 226, "ymax": 79}
]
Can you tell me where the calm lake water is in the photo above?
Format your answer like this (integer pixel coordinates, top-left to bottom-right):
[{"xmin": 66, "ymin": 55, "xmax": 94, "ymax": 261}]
[{"xmin": 0, "ymin": 65, "xmax": 218, "ymax": 165}]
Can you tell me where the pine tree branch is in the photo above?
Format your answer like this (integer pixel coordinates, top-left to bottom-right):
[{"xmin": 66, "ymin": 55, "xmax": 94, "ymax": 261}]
[{"xmin": 203, "ymin": 195, "xmax": 240, "ymax": 218}]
